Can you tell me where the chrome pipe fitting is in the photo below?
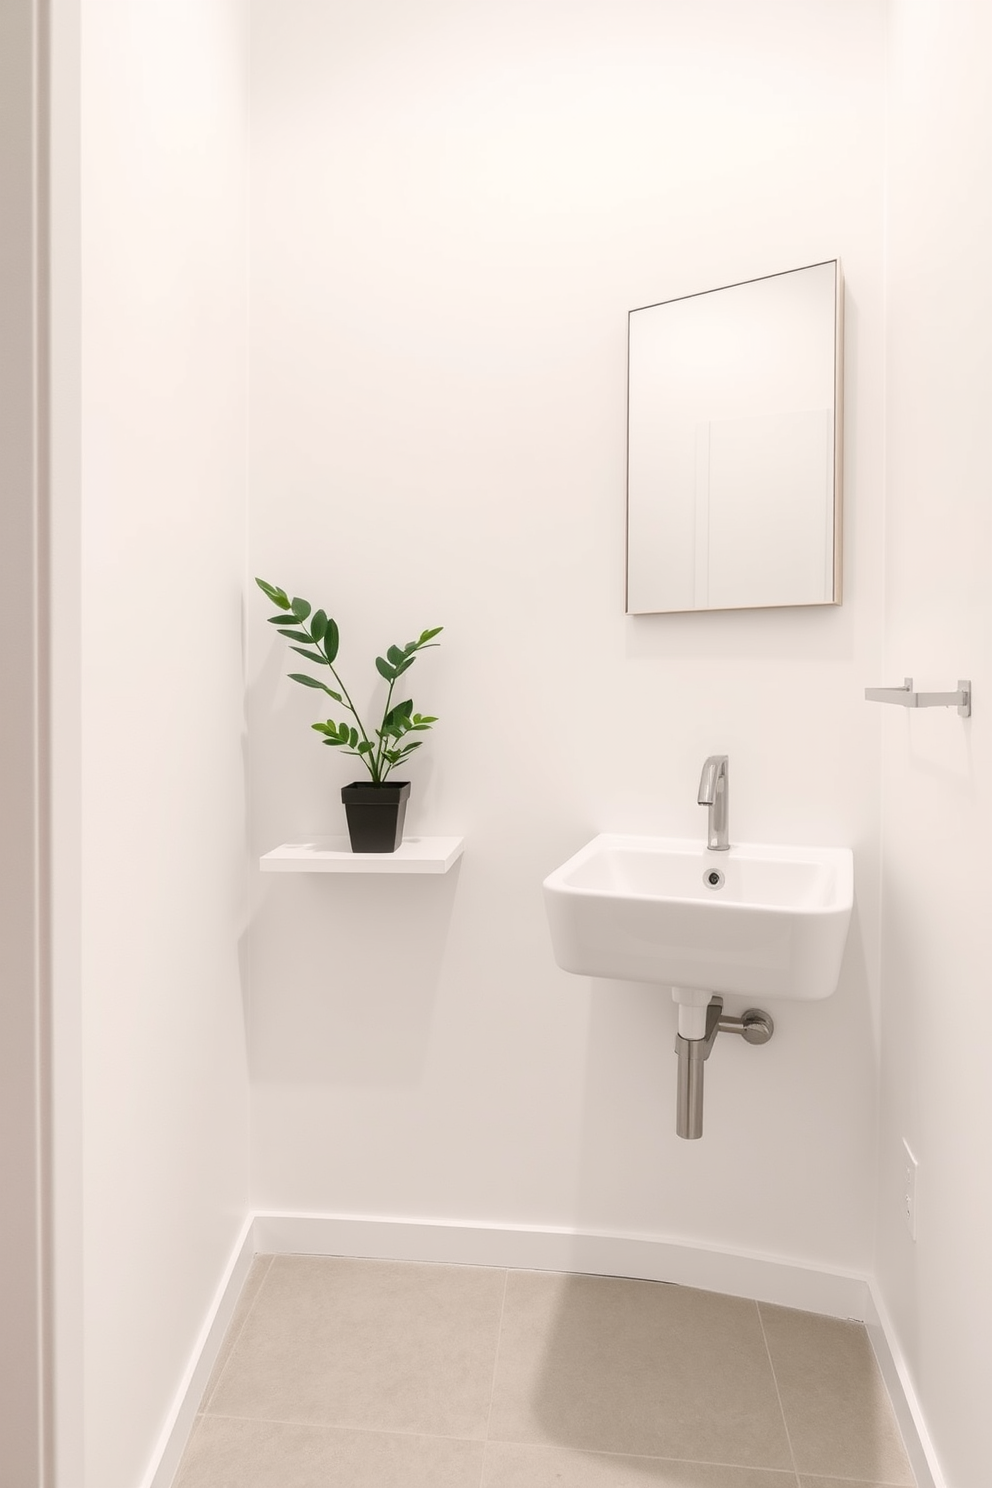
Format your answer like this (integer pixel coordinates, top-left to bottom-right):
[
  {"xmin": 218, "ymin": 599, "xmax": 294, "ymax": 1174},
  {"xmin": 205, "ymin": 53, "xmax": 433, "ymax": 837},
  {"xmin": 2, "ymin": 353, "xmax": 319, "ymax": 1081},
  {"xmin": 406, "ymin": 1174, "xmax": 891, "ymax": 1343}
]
[
  {"xmin": 675, "ymin": 1033, "xmax": 709, "ymax": 1138},
  {"xmin": 674, "ymin": 995, "xmax": 722, "ymax": 1139},
  {"xmin": 674, "ymin": 995, "xmax": 774, "ymax": 1139},
  {"xmin": 719, "ymin": 1008, "xmax": 774, "ymax": 1045}
]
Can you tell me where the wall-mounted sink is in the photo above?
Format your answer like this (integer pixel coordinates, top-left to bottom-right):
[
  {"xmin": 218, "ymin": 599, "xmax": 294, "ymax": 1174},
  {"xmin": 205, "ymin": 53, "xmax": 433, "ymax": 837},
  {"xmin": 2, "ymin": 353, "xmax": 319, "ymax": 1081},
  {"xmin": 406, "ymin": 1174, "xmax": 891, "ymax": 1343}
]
[{"xmin": 543, "ymin": 834, "xmax": 854, "ymax": 1002}]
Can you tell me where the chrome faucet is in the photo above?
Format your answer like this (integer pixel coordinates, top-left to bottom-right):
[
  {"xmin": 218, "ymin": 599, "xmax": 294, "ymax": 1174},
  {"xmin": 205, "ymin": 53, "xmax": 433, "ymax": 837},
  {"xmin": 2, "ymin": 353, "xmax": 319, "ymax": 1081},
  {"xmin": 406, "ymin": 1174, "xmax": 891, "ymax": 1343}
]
[{"xmin": 697, "ymin": 755, "xmax": 729, "ymax": 851}]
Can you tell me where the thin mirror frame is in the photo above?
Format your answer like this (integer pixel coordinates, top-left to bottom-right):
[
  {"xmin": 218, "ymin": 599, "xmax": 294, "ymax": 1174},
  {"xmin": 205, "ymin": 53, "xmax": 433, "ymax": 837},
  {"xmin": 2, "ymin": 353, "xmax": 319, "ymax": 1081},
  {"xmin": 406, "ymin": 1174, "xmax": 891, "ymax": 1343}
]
[{"xmin": 624, "ymin": 259, "xmax": 844, "ymax": 615}]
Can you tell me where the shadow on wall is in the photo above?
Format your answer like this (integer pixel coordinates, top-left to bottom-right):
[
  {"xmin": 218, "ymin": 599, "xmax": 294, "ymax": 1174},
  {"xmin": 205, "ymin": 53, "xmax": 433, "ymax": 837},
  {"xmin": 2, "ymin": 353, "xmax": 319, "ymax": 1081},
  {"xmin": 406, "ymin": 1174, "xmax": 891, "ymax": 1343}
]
[{"xmin": 245, "ymin": 866, "xmax": 462, "ymax": 1087}]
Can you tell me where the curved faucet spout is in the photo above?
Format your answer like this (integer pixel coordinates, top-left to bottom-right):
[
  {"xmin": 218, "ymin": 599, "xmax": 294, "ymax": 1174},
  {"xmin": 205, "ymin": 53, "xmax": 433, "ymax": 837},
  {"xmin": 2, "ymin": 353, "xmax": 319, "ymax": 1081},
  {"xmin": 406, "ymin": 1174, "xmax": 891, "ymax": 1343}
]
[{"xmin": 697, "ymin": 754, "xmax": 729, "ymax": 851}]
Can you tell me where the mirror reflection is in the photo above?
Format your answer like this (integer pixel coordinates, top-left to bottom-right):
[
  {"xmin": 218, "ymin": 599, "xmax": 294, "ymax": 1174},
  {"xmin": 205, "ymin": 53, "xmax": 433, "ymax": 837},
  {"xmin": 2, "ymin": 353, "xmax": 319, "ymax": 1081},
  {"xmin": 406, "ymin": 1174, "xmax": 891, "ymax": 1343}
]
[{"xmin": 626, "ymin": 260, "xmax": 842, "ymax": 615}]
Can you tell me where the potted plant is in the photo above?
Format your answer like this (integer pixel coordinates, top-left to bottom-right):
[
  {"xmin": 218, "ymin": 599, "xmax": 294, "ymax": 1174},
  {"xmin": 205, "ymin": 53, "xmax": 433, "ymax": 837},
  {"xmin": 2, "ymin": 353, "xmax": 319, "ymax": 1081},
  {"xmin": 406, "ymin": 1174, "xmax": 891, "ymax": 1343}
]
[{"xmin": 257, "ymin": 577, "xmax": 441, "ymax": 853}]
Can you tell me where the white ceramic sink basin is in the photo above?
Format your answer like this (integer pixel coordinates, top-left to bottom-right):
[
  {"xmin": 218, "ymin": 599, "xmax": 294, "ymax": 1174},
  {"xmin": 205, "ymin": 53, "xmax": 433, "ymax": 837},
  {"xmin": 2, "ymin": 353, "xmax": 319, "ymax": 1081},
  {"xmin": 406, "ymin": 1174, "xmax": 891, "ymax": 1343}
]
[{"xmin": 543, "ymin": 834, "xmax": 854, "ymax": 1001}]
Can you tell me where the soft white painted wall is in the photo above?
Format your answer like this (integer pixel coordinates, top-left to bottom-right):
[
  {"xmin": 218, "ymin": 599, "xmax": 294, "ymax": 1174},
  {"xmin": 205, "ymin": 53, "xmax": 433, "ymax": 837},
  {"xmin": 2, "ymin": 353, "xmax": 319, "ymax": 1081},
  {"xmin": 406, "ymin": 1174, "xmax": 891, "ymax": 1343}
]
[
  {"xmin": 0, "ymin": 0, "xmax": 48, "ymax": 1479},
  {"xmin": 63, "ymin": 3, "xmax": 252, "ymax": 1484},
  {"xmin": 249, "ymin": 0, "xmax": 886, "ymax": 1275},
  {"xmin": 877, "ymin": 1, "xmax": 992, "ymax": 1482}
]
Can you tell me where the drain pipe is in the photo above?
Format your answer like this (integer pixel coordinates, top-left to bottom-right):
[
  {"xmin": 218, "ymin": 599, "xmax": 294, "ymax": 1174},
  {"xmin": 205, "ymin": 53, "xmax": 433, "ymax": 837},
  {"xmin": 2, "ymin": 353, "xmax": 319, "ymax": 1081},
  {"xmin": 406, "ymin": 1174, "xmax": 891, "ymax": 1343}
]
[{"xmin": 674, "ymin": 994, "xmax": 774, "ymax": 1139}]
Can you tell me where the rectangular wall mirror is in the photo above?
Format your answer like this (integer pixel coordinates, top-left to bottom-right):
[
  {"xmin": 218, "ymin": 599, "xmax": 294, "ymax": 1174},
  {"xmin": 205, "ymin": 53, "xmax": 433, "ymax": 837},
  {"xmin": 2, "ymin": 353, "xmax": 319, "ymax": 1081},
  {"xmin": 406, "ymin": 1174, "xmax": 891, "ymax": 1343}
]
[{"xmin": 625, "ymin": 259, "xmax": 843, "ymax": 615}]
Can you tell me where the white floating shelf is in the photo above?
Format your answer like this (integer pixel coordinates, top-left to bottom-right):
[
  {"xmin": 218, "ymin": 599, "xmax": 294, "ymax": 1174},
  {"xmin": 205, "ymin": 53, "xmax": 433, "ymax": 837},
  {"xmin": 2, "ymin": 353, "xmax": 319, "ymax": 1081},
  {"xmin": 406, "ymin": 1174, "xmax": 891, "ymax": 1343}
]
[{"xmin": 260, "ymin": 835, "xmax": 464, "ymax": 875}]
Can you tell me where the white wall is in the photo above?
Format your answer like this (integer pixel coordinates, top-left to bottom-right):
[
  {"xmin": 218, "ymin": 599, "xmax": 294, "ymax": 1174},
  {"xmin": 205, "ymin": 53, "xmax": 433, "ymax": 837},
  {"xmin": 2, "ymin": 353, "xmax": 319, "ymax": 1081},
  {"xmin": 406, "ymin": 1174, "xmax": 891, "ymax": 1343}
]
[
  {"xmin": 877, "ymin": 1, "xmax": 992, "ymax": 1482},
  {"xmin": 248, "ymin": 0, "xmax": 886, "ymax": 1277},
  {"xmin": 58, "ymin": 3, "xmax": 253, "ymax": 1485},
  {"xmin": 0, "ymin": 0, "xmax": 48, "ymax": 1480}
]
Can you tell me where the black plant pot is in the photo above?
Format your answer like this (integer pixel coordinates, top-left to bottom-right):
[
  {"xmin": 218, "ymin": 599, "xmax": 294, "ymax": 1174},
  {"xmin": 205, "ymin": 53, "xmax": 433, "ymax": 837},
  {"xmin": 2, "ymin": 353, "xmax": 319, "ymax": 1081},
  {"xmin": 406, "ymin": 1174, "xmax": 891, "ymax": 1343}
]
[{"xmin": 341, "ymin": 780, "xmax": 411, "ymax": 853}]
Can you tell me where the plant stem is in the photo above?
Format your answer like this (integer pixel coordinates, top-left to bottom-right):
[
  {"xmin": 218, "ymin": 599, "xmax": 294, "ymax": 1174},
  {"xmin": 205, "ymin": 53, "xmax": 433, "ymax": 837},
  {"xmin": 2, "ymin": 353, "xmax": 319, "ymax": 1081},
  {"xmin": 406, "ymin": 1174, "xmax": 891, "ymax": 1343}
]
[
  {"xmin": 300, "ymin": 620, "xmax": 378, "ymax": 781},
  {"xmin": 375, "ymin": 674, "xmax": 397, "ymax": 784},
  {"xmin": 330, "ymin": 665, "xmax": 380, "ymax": 780}
]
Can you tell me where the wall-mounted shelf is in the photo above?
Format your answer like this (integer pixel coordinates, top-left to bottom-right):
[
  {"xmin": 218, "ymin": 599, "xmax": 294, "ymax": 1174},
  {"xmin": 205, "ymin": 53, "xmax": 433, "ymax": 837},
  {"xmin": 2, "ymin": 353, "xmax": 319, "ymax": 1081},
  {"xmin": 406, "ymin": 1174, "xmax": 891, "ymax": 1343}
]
[
  {"xmin": 864, "ymin": 677, "xmax": 971, "ymax": 717},
  {"xmin": 260, "ymin": 836, "xmax": 464, "ymax": 874}
]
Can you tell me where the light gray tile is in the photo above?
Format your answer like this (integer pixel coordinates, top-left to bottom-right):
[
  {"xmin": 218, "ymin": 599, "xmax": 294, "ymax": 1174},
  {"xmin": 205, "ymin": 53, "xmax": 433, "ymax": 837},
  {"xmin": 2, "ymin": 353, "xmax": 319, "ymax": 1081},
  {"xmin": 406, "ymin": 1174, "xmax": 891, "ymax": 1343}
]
[
  {"xmin": 489, "ymin": 1272, "xmax": 792, "ymax": 1468},
  {"xmin": 759, "ymin": 1305, "xmax": 915, "ymax": 1485},
  {"xmin": 208, "ymin": 1255, "xmax": 505, "ymax": 1438},
  {"xmin": 798, "ymin": 1479, "xmax": 912, "ymax": 1488},
  {"xmin": 174, "ymin": 1414, "xmax": 484, "ymax": 1488},
  {"xmin": 202, "ymin": 1256, "xmax": 273, "ymax": 1408},
  {"xmin": 483, "ymin": 1442, "xmax": 799, "ymax": 1487}
]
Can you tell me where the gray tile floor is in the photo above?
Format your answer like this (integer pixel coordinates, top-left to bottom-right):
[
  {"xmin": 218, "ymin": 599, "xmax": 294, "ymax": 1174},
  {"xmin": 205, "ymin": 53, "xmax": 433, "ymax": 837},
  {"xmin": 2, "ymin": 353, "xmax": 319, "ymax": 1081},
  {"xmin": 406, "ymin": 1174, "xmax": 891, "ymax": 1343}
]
[{"xmin": 174, "ymin": 1256, "xmax": 916, "ymax": 1488}]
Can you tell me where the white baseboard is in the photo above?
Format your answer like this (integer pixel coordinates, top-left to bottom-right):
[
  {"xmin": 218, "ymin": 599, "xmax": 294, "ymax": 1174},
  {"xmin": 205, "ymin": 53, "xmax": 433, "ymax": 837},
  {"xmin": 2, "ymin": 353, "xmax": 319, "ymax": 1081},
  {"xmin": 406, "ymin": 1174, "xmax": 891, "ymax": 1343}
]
[
  {"xmin": 146, "ymin": 1211, "xmax": 941, "ymax": 1488},
  {"xmin": 865, "ymin": 1281, "xmax": 946, "ymax": 1488},
  {"xmin": 252, "ymin": 1210, "xmax": 871, "ymax": 1320},
  {"xmin": 141, "ymin": 1215, "xmax": 255, "ymax": 1488}
]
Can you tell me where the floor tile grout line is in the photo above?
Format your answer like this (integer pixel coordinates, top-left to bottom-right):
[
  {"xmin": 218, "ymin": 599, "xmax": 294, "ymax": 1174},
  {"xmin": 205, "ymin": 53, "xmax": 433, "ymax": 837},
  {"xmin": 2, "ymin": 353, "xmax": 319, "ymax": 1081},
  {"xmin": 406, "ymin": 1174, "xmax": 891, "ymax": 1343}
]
[
  {"xmin": 787, "ymin": 1478, "xmax": 914, "ymax": 1488},
  {"xmin": 200, "ymin": 1254, "xmax": 274, "ymax": 1415},
  {"xmin": 199, "ymin": 1409, "xmax": 486, "ymax": 1445},
  {"xmin": 485, "ymin": 1435, "xmax": 803, "ymax": 1473},
  {"xmin": 187, "ymin": 1410, "xmax": 811, "ymax": 1476},
  {"xmin": 478, "ymin": 1267, "xmax": 510, "ymax": 1488},
  {"xmin": 756, "ymin": 1299, "xmax": 802, "ymax": 1488}
]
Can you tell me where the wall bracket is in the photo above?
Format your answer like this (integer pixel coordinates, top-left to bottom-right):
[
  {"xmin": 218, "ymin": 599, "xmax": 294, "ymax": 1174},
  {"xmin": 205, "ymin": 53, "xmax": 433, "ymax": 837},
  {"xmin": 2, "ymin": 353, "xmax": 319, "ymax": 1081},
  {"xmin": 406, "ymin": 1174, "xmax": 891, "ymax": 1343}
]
[{"xmin": 864, "ymin": 677, "xmax": 971, "ymax": 717}]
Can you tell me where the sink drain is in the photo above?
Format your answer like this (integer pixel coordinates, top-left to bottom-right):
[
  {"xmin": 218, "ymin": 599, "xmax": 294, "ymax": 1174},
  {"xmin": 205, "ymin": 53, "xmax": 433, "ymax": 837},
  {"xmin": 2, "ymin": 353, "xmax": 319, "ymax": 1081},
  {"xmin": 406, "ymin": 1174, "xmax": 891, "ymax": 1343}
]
[{"xmin": 703, "ymin": 868, "xmax": 725, "ymax": 889}]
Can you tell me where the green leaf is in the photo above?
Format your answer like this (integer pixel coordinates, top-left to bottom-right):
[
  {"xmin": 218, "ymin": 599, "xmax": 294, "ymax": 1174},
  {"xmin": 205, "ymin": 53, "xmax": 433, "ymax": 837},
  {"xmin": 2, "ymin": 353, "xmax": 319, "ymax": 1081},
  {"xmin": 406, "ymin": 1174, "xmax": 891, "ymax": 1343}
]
[
  {"xmin": 310, "ymin": 609, "xmax": 327, "ymax": 642},
  {"xmin": 291, "ymin": 597, "xmax": 312, "ymax": 621},
  {"xmin": 419, "ymin": 626, "xmax": 443, "ymax": 643},
  {"xmin": 290, "ymin": 646, "xmax": 328, "ymax": 665},
  {"xmin": 393, "ymin": 657, "xmax": 415, "ymax": 676},
  {"xmin": 386, "ymin": 644, "xmax": 405, "ymax": 666},
  {"xmin": 288, "ymin": 674, "xmax": 342, "ymax": 701},
  {"xmin": 277, "ymin": 628, "xmax": 313, "ymax": 643},
  {"xmin": 323, "ymin": 618, "xmax": 340, "ymax": 664},
  {"xmin": 312, "ymin": 721, "xmax": 336, "ymax": 735},
  {"xmin": 322, "ymin": 737, "xmax": 343, "ymax": 747},
  {"xmin": 337, "ymin": 721, "xmax": 351, "ymax": 742},
  {"xmin": 256, "ymin": 578, "xmax": 290, "ymax": 609},
  {"xmin": 413, "ymin": 714, "xmax": 437, "ymax": 725},
  {"xmin": 375, "ymin": 656, "xmax": 396, "ymax": 681},
  {"xmin": 348, "ymin": 727, "xmax": 359, "ymax": 749},
  {"xmin": 382, "ymin": 698, "xmax": 413, "ymax": 728},
  {"xmin": 267, "ymin": 614, "xmax": 293, "ymax": 624},
  {"xmin": 357, "ymin": 741, "xmax": 373, "ymax": 754},
  {"xmin": 397, "ymin": 740, "xmax": 422, "ymax": 756}
]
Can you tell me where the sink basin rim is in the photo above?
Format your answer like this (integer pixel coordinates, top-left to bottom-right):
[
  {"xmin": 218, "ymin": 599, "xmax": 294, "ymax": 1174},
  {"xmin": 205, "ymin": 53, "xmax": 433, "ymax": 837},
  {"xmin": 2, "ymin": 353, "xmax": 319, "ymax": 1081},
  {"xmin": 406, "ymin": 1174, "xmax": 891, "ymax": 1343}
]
[{"xmin": 544, "ymin": 832, "xmax": 854, "ymax": 915}]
